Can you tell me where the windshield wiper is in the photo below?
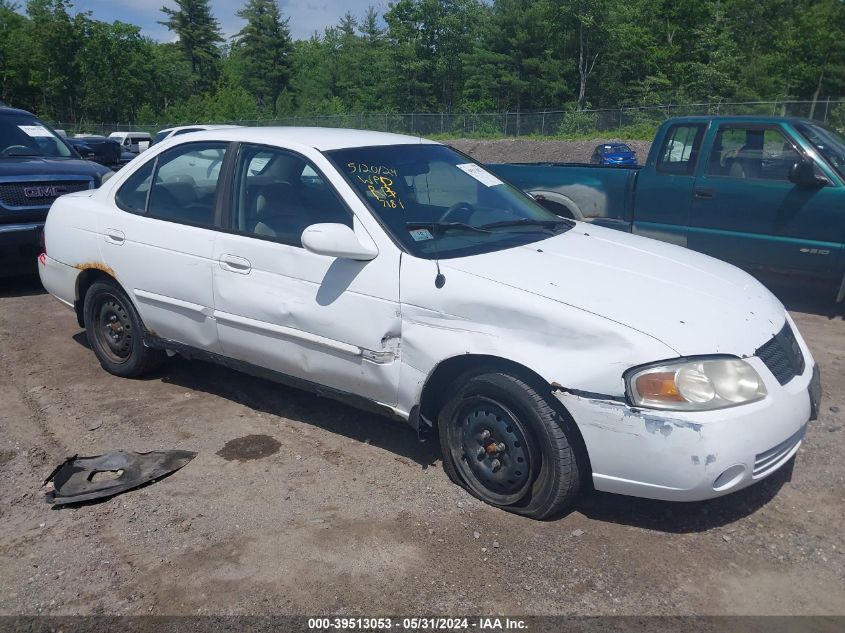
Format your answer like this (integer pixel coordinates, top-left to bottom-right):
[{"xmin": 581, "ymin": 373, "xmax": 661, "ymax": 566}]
[
  {"xmin": 479, "ymin": 218, "xmax": 575, "ymax": 231},
  {"xmin": 0, "ymin": 152, "xmax": 43, "ymax": 158},
  {"xmin": 406, "ymin": 221, "xmax": 491, "ymax": 235}
]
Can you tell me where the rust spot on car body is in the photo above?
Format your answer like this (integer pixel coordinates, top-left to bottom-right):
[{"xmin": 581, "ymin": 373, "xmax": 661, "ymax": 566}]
[{"xmin": 74, "ymin": 262, "xmax": 116, "ymax": 277}]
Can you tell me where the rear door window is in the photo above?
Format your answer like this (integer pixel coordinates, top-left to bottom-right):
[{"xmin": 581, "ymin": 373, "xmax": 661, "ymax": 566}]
[
  {"xmin": 116, "ymin": 142, "xmax": 228, "ymax": 227},
  {"xmin": 656, "ymin": 124, "xmax": 705, "ymax": 175}
]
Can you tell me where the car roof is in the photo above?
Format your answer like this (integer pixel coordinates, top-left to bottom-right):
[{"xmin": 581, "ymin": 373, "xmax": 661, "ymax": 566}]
[
  {"xmin": 666, "ymin": 115, "xmax": 821, "ymax": 125},
  {"xmin": 161, "ymin": 126, "xmax": 441, "ymax": 151},
  {"xmin": 158, "ymin": 124, "xmax": 242, "ymax": 135},
  {"xmin": 0, "ymin": 106, "xmax": 36, "ymax": 117}
]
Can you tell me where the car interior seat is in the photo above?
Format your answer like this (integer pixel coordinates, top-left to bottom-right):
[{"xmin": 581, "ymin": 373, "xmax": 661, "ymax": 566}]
[
  {"xmin": 728, "ymin": 144, "xmax": 762, "ymax": 179},
  {"xmin": 252, "ymin": 182, "xmax": 312, "ymax": 245}
]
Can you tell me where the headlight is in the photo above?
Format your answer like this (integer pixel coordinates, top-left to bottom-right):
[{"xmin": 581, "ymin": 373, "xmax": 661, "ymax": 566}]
[{"xmin": 626, "ymin": 358, "xmax": 767, "ymax": 411}]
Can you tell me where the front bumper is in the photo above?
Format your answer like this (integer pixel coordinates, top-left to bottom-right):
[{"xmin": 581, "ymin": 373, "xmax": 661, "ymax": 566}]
[
  {"xmin": 557, "ymin": 337, "xmax": 818, "ymax": 502},
  {"xmin": 0, "ymin": 222, "xmax": 44, "ymax": 277},
  {"xmin": 0, "ymin": 221, "xmax": 43, "ymax": 246}
]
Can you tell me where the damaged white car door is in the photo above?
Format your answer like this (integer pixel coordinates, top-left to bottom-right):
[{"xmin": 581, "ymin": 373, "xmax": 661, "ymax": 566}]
[
  {"xmin": 104, "ymin": 142, "xmax": 228, "ymax": 352},
  {"xmin": 211, "ymin": 143, "xmax": 402, "ymax": 405}
]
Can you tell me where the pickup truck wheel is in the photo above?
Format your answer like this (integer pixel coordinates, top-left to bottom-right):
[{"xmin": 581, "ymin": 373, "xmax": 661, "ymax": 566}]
[
  {"xmin": 83, "ymin": 280, "xmax": 164, "ymax": 378},
  {"xmin": 438, "ymin": 371, "xmax": 582, "ymax": 519}
]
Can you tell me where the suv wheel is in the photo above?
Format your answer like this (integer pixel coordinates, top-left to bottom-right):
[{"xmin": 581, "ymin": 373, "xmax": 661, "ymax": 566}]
[
  {"xmin": 84, "ymin": 280, "xmax": 165, "ymax": 378},
  {"xmin": 438, "ymin": 371, "xmax": 583, "ymax": 519}
]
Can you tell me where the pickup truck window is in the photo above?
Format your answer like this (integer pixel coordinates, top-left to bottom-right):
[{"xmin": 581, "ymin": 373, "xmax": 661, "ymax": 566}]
[
  {"xmin": 795, "ymin": 122, "xmax": 845, "ymax": 180},
  {"xmin": 327, "ymin": 144, "xmax": 572, "ymax": 260},
  {"xmin": 231, "ymin": 144, "xmax": 351, "ymax": 247},
  {"xmin": 656, "ymin": 124, "xmax": 704, "ymax": 175},
  {"xmin": 708, "ymin": 126, "xmax": 801, "ymax": 181}
]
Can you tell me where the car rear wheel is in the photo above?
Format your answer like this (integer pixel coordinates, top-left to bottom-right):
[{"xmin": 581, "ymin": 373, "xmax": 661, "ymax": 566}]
[
  {"xmin": 438, "ymin": 370, "xmax": 583, "ymax": 520},
  {"xmin": 84, "ymin": 280, "xmax": 164, "ymax": 378}
]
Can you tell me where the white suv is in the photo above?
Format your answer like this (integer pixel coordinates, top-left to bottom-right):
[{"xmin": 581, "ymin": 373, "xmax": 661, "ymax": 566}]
[{"xmin": 38, "ymin": 127, "xmax": 820, "ymax": 519}]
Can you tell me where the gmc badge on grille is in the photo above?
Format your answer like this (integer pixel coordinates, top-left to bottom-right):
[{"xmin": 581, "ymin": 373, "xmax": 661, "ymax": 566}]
[{"xmin": 23, "ymin": 185, "xmax": 68, "ymax": 199}]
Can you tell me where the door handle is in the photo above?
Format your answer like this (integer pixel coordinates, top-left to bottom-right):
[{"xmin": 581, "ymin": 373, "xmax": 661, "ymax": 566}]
[
  {"xmin": 104, "ymin": 228, "xmax": 125, "ymax": 245},
  {"xmin": 694, "ymin": 188, "xmax": 714, "ymax": 200},
  {"xmin": 219, "ymin": 254, "xmax": 252, "ymax": 274}
]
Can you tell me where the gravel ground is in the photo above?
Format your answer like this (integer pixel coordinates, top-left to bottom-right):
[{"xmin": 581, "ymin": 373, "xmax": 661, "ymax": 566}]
[
  {"xmin": 0, "ymin": 138, "xmax": 842, "ymax": 617},
  {"xmin": 1, "ymin": 272, "xmax": 843, "ymax": 617}
]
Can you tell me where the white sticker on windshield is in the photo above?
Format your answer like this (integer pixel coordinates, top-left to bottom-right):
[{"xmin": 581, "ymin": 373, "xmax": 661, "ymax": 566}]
[
  {"xmin": 409, "ymin": 228, "xmax": 434, "ymax": 241},
  {"xmin": 18, "ymin": 125, "xmax": 53, "ymax": 138},
  {"xmin": 456, "ymin": 163, "xmax": 504, "ymax": 187}
]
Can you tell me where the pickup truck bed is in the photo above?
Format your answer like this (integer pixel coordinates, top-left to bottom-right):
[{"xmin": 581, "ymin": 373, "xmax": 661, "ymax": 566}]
[
  {"xmin": 489, "ymin": 116, "xmax": 845, "ymax": 301},
  {"xmin": 489, "ymin": 163, "xmax": 639, "ymax": 230}
]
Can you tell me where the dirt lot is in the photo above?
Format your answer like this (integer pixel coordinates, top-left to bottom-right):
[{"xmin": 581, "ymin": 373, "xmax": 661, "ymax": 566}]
[
  {"xmin": 0, "ymin": 138, "xmax": 843, "ymax": 618},
  {"xmin": 1, "ymin": 272, "xmax": 843, "ymax": 618}
]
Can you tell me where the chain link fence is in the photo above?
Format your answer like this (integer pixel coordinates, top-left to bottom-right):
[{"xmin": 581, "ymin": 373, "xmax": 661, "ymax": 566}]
[{"xmin": 55, "ymin": 99, "xmax": 845, "ymax": 139}]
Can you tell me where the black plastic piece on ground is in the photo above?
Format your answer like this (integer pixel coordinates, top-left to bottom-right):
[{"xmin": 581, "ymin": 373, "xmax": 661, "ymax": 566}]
[{"xmin": 43, "ymin": 450, "xmax": 197, "ymax": 505}]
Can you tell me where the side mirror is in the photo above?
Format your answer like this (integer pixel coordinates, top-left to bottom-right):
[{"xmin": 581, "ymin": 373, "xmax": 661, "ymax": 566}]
[
  {"xmin": 789, "ymin": 160, "xmax": 827, "ymax": 188},
  {"xmin": 301, "ymin": 223, "xmax": 377, "ymax": 261}
]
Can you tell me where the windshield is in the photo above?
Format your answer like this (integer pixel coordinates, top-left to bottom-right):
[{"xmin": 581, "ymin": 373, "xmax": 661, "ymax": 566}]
[
  {"xmin": 795, "ymin": 122, "xmax": 845, "ymax": 179},
  {"xmin": 326, "ymin": 144, "xmax": 572, "ymax": 259},
  {"xmin": 0, "ymin": 114, "xmax": 73, "ymax": 158}
]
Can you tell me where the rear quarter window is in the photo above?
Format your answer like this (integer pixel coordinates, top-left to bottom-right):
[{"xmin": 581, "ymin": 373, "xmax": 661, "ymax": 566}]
[
  {"xmin": 656, "ymin": 124, "xmax": 705, "ymax": 175},
  {"xmin": 115, "ymin": 160, "xmax": 154, "ymax": 214}
]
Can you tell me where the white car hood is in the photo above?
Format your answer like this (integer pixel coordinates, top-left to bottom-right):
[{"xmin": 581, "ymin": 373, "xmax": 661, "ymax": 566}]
[{"xmin": 441, "ymin": 223, "xmax": 786, "ymax": 357}]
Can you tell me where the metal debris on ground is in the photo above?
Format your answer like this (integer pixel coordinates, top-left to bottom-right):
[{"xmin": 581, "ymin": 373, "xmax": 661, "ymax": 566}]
[{"xmin": 43, "ymin": 450, "xmax": 197, "ymax": 505}]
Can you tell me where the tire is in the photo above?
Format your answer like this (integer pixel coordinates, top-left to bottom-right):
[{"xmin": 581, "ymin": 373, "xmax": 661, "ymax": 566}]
[
  {"xmin": 83, "ymin": 280, "xmax": 165, "ymax": 378},
  {"xmin": 438, "ymin": 370, "xmax": 582, "ymax": 520}
]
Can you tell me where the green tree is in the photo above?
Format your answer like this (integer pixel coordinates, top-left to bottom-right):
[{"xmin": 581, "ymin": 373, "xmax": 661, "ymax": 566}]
[
  {"xmin": 77, "ymin": 21, "xmax": 153, "ymax": 123},
  {"xmin": 0, "ymin": 0, "xmax": 33, "ymax": 106},
  {"xmin": 462, "ymin": 0, "xmax": 567, "ymax": 112},
  {"xmin": 147, "ymin": 42, "xmax": 195, "ymax": 116},
  {"xmin": 386, "ymin": 0, "xmax": 482, "ymax": 112},
  {"xmin": 231, "ymin": 0, "xmax": 293, "ymax": 115},
  {"xmin": 159, "ymin": 0, "xmax": 223, "ymax": 93},
  {"xmin": 25, "ymin": 0, "xmax": 88, "ymax": 121}
]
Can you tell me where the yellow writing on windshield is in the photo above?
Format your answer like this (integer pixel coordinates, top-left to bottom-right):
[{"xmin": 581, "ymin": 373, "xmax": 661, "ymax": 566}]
[
  {"xmin": 347, "ymin": 163, "xmax": 398, "ymax": 177},
  {"xmin": 356, "ymin": 173, "xmax": 405, "ymax": 210}
]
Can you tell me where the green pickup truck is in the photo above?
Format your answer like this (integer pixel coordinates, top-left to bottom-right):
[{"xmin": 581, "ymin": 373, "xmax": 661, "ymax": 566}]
[{"xmin": 489, "ymin": 116, "xmax": 845, "ymax": 301}]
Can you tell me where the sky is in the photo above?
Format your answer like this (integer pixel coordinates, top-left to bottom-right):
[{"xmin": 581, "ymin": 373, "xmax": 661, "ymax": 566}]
[{"xmin": 68, "ymin": 0, "xmax": 386, "ymax": 42}]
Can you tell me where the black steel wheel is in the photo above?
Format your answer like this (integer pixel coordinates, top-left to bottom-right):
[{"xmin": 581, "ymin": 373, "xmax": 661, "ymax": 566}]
[
  {"xmin": 91, "ymin": 292, "xmax": 134, "ymax": 364},
  {"xmin": 84, "ymin": 280, "xmax": 165, "ymax": 378},
  {"xmin": 452, "ymin": 397, "xmax": 538, "ymax": 505},
  {"xmin": 438, "ymin": 370, "xmax": 583, "ymax": 519}
]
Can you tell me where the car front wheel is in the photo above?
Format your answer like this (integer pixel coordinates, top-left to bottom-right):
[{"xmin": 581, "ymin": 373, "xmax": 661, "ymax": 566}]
[
  {"xmin": 83, "ymin": 280, "xmax": 165, "ymax": 378},
  {"xmin": 438, "ymin": 370, "xmax": 583, "ymax": 520}
]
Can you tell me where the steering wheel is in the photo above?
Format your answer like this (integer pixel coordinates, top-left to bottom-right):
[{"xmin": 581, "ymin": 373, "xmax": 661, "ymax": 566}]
[
  {"xmin": 437, "ymin": 201, "xmax": 476, "ymax": 224},
  {"xmin": 1, "ymin": 145, "xmax": 31, "ymax": 157}
]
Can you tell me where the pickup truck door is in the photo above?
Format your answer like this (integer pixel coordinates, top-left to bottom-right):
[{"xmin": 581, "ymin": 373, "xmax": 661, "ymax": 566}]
[
  {"xmin": 211, "ymin": 144, "xmax": 402, "ymax": 406},
  {"xmin": 688, "ymin": 123, "xmax": 842, "ymax": 278},
  {"xmin": 632, "ymin": 122, "xmax": 706, "ymax": 247}
]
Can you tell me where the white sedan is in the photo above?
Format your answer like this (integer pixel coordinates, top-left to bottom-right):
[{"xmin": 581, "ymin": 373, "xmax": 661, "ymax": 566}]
[{"xmin": 38, "ymin": 127, "xmax": 821, "ymax": 519}]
